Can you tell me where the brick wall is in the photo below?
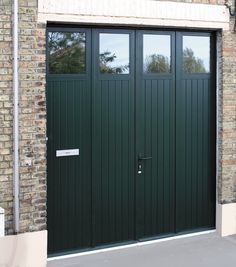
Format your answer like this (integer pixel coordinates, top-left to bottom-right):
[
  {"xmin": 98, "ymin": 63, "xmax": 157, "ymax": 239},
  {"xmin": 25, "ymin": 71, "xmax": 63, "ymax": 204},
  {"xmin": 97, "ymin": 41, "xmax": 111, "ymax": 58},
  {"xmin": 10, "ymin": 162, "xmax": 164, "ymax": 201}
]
[
  {"xmin": 18, "ymin": 0, "xmax": 46, "ymax": 233},
  {"xmin": 219, "ymin": 12, "xmax": 236, "ymax": 203},
  {"xmin": 0, "ymin": 0, "xmax": 47, "ymax": 234},
  {"xmin": 0, "ymin": 0, "xmax": 13, "ymax": 234}
]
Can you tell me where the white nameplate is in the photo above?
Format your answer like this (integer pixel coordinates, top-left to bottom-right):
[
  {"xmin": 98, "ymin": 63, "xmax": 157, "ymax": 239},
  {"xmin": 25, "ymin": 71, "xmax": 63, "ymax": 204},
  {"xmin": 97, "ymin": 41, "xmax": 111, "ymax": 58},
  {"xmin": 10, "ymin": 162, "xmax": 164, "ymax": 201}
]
[{"xmin": 56, "ymin": 149, "xmax": 79, "ymax": 157}]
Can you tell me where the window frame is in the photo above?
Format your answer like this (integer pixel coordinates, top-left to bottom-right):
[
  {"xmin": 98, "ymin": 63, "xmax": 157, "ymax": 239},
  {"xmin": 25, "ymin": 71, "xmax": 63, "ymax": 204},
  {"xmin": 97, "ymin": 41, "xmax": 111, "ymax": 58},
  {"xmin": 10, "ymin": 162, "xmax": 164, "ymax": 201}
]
[{"xmin": 46, "ymin": 27, "xmax": 91, "ymax": 78}]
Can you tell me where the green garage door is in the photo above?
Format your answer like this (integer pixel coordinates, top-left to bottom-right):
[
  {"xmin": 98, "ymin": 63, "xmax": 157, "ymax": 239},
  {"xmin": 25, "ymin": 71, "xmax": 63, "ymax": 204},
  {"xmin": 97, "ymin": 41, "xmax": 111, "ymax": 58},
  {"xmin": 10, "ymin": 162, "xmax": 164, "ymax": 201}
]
[{"xmin": 47, "ymin": 27, "xmax": 216, "ymax": 255}]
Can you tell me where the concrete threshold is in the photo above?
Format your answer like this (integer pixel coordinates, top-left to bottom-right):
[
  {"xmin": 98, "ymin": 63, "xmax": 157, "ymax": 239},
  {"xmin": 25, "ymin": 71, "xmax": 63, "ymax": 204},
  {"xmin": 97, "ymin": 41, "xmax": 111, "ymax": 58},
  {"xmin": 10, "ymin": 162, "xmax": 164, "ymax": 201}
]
[{"xmin": 47, "ymin": 232, "xmax": 236, "ymax": 267}]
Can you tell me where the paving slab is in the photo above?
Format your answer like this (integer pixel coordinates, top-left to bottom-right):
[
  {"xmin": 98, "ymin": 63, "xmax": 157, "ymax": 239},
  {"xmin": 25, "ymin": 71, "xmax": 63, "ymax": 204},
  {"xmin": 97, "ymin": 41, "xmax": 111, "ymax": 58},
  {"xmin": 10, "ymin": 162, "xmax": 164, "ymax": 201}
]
[{"xmin": 47, "ymin": 233, "xmax": 236, "ymax": 267}]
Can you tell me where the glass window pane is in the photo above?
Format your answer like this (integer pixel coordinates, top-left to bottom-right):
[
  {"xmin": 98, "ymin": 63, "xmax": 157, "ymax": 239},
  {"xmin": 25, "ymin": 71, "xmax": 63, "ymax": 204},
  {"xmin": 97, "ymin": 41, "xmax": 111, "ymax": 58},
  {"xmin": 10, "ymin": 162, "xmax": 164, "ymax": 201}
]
[
  {"xmin": 48, "ymin": 32, "xmax": 86, "ymax": 74},
  {"xmin": 99, "ymin": 33, "xmax": 130, "ymax": 74},
  {"xmin": 143, "ymin": 35, "xmax": 171, "ymax": 74},
  {"xmin": 183, "ymin": 36, "xmax": 210, "ymax": 73}
]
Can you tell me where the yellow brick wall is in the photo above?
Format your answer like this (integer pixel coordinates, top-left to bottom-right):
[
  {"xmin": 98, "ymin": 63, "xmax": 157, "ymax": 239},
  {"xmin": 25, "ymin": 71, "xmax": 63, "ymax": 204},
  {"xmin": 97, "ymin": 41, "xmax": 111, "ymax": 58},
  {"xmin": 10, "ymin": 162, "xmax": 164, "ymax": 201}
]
[
  {"xmin": 219, "ymin": 14, "xmax": 236, "ymax": 203},
  {"xmin": 0, "ymin": 0, "xmax": 47, "ymax": 234},
  {"xmin": 18, "ymin": 0, "xmax": 46, "ymax": 233},
  {"xmin": 0, "ymin": 0, "xmax": 14, "ymax": 234}
]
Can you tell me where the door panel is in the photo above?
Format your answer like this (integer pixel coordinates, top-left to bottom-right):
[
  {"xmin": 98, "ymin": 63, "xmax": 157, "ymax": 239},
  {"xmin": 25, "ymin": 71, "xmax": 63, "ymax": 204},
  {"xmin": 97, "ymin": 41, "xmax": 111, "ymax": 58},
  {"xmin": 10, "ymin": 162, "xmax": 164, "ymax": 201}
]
[
  {"xmin": 136, "ymin": 32, "xmax": 175, "ymax": 239},
  {"xmin": 47, "ymin": 78, "xmax": 92, "ymax": 253},
  {"xmin": 47, "ymin": 29, "xmax": 92, "ymax": 254},
  {"xmin": 175, "ymin": 33, "xmax": 216, "ymax": 232},
  {"xmin": 92, "ymin": 30, "xmax": 135, "ymax": 246}
]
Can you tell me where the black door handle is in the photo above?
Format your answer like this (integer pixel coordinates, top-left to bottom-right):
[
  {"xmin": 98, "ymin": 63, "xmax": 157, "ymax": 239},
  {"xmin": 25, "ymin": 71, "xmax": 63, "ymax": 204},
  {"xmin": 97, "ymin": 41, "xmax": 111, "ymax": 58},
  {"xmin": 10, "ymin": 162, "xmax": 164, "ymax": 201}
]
[{"xmin": 138, "ymin": 154, "xmax": 152, "ymax": 161}]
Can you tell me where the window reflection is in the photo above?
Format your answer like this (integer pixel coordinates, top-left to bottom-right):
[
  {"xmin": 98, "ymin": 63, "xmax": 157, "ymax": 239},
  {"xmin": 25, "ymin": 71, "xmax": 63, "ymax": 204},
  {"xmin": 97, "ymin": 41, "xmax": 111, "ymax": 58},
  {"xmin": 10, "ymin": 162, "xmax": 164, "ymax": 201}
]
[
  {"xmin": 183, "ymin": 36, "xmax": 210, "ymax": 73},
  {"xmin": 99, "ymin": 33, "xmax": 130, "ymax": 74},
  {"xmin": 48, "ymin": 32, "xmax": 86, "ymax": 74},
  {"xmin": 143, "ymin": 35, "xmax": 171, "ymax": 74}
]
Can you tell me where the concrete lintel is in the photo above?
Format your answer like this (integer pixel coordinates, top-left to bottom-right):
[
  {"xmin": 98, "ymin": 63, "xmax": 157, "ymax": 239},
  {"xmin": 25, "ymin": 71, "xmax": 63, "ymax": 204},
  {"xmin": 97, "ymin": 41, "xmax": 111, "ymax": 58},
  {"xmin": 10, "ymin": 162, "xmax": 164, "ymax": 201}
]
[{"xmin": 38, "ymin": 0, "xmax": 229, "ymax": 30}]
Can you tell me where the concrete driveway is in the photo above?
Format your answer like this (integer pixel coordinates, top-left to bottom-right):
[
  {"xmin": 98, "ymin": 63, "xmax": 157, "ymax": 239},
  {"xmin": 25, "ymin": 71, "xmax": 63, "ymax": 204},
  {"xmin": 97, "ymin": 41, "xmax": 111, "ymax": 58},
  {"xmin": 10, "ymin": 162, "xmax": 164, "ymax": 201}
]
[{"xmin": 47, "ymin": 232, "xmax": 236, "ymax": 267}]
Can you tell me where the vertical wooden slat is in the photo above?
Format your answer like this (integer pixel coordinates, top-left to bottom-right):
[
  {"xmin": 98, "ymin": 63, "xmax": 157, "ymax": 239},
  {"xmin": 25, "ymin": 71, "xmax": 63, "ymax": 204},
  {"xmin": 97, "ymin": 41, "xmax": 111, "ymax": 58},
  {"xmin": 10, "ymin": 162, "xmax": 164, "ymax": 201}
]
[
  {"xmin": 47, "ymin": 78, "xmax": 92, "ymax": 254},
  {"xmin": 175, "ymin": 32, "xmax": 216, "ymax": 233},
  {"xmin": 92, "ymin": 29, "xmax": 135, "ymax": 246},
  {"xmin": 136, "ymin": 31, "xmax": 175, "ymax": 240}
]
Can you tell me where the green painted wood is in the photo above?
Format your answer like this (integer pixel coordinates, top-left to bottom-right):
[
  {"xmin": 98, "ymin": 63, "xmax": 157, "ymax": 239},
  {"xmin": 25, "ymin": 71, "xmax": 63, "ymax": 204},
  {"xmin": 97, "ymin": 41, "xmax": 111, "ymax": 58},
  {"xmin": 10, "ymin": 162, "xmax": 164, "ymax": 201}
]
[
  {"xmin": 175, "ymin": 32, "xmax": 216, "ymax": 232},
  {"xmin": 47, "ymin": 28, "xmax": 92, "ymax": 254},
  {"xmin": 92, "ymin": 29, "xmax": 135, "ymax": 246},
  {"xmin": 47, "ymin": 78, "xmax": 92, "ymax": 253},
  {"xmin": 136, "ymin": 31, "xmax": 176, "ymax": 239},
  {"xmin": 47, "ymin": 27, "xmax": 216, "ymax": 255}
]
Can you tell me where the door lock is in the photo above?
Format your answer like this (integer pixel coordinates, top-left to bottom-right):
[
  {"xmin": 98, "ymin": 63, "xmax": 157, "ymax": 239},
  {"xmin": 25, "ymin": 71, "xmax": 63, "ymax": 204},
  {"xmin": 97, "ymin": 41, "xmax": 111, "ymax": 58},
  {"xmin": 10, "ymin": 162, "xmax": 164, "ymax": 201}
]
[
  {"xmin": 138, "ymin": 163, "xmax": 142, "ymax": 174},
  {"xmin": 137, "ymin": 153, "xmax": 152, "ymax": 174}
]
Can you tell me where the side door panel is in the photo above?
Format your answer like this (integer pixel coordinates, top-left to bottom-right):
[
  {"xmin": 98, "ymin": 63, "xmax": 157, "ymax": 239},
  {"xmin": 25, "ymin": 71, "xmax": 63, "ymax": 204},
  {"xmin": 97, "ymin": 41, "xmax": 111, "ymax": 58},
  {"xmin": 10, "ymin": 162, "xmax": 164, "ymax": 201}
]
[
  {"xmin": 136, "ymin": 31, "xmax": 176, "ymax": 239},
  {"xmin": 92, "ymin": 29, "xmax": 136, "ymax": 246}
]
